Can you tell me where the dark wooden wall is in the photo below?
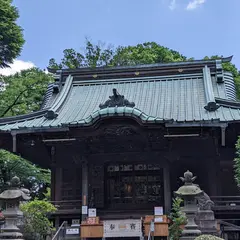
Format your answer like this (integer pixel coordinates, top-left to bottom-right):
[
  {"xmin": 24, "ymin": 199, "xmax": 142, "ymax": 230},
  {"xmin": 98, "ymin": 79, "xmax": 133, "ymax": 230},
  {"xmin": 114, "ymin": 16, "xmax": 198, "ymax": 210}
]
[{"xmin": 1, "ymin": 120, "xmax": 239, "ymax": 216}]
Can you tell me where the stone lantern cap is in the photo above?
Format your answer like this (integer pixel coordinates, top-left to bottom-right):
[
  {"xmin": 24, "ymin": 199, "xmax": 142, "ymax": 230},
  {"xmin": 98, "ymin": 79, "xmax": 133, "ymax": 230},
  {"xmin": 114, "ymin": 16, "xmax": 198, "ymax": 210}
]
[
  {"xmin": 175, "ymin": 170, "xmax": 203, "ymax": 197},
  {"xmin": 0, "ymin": 176, "xmax": 31, "ymax": 201}
]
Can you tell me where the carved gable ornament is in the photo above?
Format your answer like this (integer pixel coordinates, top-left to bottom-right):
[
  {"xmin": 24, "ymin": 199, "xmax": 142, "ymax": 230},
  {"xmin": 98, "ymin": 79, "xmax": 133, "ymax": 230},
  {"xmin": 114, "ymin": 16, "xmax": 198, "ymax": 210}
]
[{"xmin": 99, "ymin": 88, "xmax": 135, "ymax": 109}]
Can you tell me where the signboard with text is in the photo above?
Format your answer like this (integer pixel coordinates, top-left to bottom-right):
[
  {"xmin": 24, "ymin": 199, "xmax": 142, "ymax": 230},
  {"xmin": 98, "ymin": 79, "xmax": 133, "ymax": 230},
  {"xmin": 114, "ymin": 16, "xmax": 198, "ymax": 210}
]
[
  {"xmin": 88, "ymin": 208, "xmax": 97, "ymax": 217},
  {"xmin": 154, "ymin": 206, "xmax": 163, "ymax": 216},
  {"xmin": 66, "ymin": 228, "xmax": 79, "ymax": 235},
  {"xmin": 103, "ymin": 219, "xmax": 142, "ymax": 238}
]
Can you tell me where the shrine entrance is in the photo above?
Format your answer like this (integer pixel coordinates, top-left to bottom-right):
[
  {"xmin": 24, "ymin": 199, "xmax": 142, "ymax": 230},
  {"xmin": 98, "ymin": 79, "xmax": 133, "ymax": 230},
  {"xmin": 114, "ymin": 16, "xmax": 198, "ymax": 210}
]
[{"xmin": 106, "ymin": 162, "xmax": 164, "ymax": 210}]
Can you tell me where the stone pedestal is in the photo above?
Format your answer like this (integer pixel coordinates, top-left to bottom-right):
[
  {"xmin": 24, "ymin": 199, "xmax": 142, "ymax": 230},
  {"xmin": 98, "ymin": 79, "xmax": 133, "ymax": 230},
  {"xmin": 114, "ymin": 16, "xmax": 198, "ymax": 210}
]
[
  {"xmin": 180, "ymin": 204, "xmax": 201, "ymax": 240},
  {"xmin": 0, "ymin": 207, "xmax": 24, "ymax": 240},
  {"xmin": 195, "ymin": 210, "xmax": 218, "ymax": 235},
  {"xmin": 0, "ymin": 176, "xmax": 30, "ymax": 240}
]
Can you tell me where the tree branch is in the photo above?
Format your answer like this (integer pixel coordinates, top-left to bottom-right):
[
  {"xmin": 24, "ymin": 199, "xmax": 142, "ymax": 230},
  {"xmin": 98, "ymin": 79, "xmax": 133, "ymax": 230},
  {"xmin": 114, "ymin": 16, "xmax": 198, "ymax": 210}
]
[
  {"xmin": 0, "ymin": 87, "xmax": 30, "ymax": 117},
  {"xmin": 0, "ymin": 82, "xmax": 43, "ymax": 117}
]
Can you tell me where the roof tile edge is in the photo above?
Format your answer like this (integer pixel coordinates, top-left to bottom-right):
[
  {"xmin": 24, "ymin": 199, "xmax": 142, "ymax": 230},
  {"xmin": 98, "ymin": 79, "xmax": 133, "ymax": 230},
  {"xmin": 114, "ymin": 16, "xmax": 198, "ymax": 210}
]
[{"xmin": 47, "ymin": 56, "xmax": 233, "ymax": 75}]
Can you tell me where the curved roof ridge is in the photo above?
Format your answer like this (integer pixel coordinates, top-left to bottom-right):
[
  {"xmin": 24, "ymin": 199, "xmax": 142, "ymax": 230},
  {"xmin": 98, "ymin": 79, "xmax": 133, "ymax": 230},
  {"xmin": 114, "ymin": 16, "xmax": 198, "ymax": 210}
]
[
  {"xmin": 0, "ymin": 75, "xmax": 74, "ymax": 125},
  {"xmin": 49, "ymin": 75, "xmax": 73, "ymax": 113},
  {"xmin": 0, "ymin": 109, "xmax": 49, "ymax": 125},
  {"xmin": 215, "ymin": 98, "xmax": 240, "ymax": 109},
  {"xmin": 64, "ymin": 107, "xmax": 173, "ymax": 126},
  {"xmin": 48, "ymin": 56, "xmax": 233, "ymax": 74},
  {"xmin": 40, "ymin": 83, "xmax": 54, "ymax": 109}
]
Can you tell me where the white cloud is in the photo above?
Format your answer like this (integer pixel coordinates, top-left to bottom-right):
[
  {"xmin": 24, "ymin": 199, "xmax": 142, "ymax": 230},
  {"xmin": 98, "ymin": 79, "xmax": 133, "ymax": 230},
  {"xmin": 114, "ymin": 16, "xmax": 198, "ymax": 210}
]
[
  {"xmin": 169, "ymin": 0, "xmax": 177, "ymax": 10},
  {"xmin": 186, "ymin": 0, "xmax": 206, "ymax": 10},
  {"xmin": 0, "ymin": 60, "xmax": 35, "ymax": 76}
]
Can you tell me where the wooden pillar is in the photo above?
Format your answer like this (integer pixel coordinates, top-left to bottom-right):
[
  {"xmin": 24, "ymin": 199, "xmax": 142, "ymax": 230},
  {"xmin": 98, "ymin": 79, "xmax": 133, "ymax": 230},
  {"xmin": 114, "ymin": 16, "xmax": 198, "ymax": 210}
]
[
  {"xmin": 207, "ymin": 158, "xmax": 218, "ymax": 196},
  {"xmin": 50, "ymin": 146, "xmax": 56, "ymax": 201},
  {"xmin": 82, "ymin": 161, "xmax": 88, "ymax": 221},
  {"xmin": 55, "ymin": 167, "xmax": 62, "ymax": 201},
  {"xmin": 163, "ymin": 165, "xmax": 171, "ymax": 214},
  {"xmin": 11, "ymin": 132, "xmax": 17, "ymax": 153}
]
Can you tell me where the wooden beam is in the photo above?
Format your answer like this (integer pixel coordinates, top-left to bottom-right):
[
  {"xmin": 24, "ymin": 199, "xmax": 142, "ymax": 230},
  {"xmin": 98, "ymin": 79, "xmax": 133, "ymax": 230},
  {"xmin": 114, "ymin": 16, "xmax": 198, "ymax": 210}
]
[
  {"xmin": 42, "ymin": 138, "xmax": 76, "ymax": 143},
  {"xmin": 164, "ymin": 134, "xmax": 200, "ymax": 138}
]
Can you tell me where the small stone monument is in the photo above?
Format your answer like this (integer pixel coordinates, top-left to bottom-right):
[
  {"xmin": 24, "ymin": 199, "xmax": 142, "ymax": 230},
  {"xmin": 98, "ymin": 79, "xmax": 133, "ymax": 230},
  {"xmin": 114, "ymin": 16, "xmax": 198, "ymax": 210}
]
[
  {"xmin": 195, "ymin": 191, "xmax": 218, "ymax": 235},
  {"xmin": 175, "ymin": 170, "xmax": 203, "ymax": 240},
  {"xmin": 0, "ymin": 176, "xmax": 30, "ymax": 240}
]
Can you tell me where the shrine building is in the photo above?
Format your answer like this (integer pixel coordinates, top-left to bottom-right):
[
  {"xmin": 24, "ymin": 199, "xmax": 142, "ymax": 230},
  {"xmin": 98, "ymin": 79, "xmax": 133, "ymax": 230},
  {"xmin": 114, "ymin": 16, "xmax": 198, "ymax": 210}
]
[{"xmin": 0, "ymin": 57, "xmax": 240, "ymax": 229}]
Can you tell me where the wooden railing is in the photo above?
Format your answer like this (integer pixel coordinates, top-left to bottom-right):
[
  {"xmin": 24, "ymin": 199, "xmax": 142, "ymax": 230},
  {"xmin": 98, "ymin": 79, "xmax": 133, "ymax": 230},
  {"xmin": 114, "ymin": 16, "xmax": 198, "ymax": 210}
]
[
  {"xmin": 211, "ymin": 196, "xmax": 240, "ymax": 211},
  {"xmin": 49, "ymin": 196, "xmax": 240, "ymax": 213}
]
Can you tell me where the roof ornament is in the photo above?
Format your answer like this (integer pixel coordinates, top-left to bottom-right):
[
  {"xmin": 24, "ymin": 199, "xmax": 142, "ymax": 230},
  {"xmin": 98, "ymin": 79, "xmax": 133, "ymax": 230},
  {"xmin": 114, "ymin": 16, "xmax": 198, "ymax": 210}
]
[
  {"xmin": 99, "ymin": 88, "xmax": 135, "ymax": 109},
  {"xmin": 216, "ymin": 60, "xmax": 224, "ymax": 83},
  {"xmin": 179, "ymin": 170, "xmax": 197, "ymax": 185},
  {"xmin": 44, "ymin": 110, "xmax": 58, "ymax": 120}
]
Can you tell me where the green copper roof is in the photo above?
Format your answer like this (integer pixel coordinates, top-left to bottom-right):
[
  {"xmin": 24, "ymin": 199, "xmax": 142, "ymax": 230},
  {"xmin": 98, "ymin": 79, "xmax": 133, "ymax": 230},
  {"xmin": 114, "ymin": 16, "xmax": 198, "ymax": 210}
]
[{"xmin": 0, "ymin": 58, "xmax": 239, "ymax": 132}]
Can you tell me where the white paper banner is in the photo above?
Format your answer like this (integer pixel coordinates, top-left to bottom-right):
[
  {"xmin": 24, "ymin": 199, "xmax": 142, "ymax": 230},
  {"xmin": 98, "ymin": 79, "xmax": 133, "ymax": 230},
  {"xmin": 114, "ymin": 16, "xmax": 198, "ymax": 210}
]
[{"xmin": 103, "ymin": 219, "xmax": 142, "ymax": 238}]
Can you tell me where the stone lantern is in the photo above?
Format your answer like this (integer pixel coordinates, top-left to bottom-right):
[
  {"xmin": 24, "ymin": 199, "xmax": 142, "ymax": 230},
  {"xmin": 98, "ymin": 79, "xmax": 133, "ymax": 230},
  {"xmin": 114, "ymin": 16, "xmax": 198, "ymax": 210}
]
[
  {"xmin": 175, "ymin": 170, "xmax": 203, "ymax": 240},
  {"xmin": 0, "ymin": 176, "xmax": 31, "ymax": 240}
]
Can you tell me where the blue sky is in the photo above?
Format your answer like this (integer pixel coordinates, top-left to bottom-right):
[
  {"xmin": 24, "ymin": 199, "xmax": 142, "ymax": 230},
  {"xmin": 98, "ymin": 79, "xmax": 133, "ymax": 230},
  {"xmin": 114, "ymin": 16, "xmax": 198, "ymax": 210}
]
[{"xmin": 3, "ymin": 0, "xmax": 240, "ymax": 74}]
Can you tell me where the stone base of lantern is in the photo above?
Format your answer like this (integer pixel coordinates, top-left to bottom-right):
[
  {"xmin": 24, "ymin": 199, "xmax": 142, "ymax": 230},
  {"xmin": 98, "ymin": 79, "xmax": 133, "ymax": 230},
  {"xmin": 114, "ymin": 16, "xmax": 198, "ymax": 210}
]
[
  {"xmin": 0, "ymin": 210, "xmax": 24, "ymax": 240},
  {"xmin": 181, "ymin": 227, "xmax": 201, "ymax": 240},
  {"xmin": 195, "ymin": 210, "xmax": 218, "ymax": 235},
  {"xmin": 180, "ymin": 236, "xmax": 201, "ymax": 240},
  {"xmin": 0, "ymin": 226, "xmax": 24, "ymax": 240},
  {"xmin": 0, "ymin": 232, "xmax": 24, "ymax": 240},
  {"xmin": 180, "ymin": 209, "xmax": 202, "ymax": 240}
]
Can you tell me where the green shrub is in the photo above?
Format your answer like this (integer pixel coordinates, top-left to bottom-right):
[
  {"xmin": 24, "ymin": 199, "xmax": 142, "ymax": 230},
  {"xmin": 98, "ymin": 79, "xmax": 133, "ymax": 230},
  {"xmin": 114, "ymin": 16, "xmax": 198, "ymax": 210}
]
[
  {"xmin": 20, "ymin": 200, "xmax": 57, "ymax": 240},
  {"xmin": 169, "ymin": 197, "xmax": 187, "ymax": 240},
  {"xmin": 195, "ymin": 235, "xmax": 224, "ymax": 240}
]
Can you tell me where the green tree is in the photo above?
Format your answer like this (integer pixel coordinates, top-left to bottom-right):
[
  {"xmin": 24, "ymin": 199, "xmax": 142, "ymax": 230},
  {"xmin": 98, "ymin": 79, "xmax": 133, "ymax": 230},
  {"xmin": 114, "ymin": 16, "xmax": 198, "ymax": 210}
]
[
  {"xmin": 0, "ymin": 68, "xmax": 53, "ymax": 117},
  {"xmin": 0, "ymin": 149, "xmax": 50, "ymax": 199},
  {"xmin": 48, "ymin": 40, "xmax": 186, "ymax": 69},
  {"xmin": 234, "ymin": 138, "xmax": 240, "ymax": 187},
  {"xmin": 0, "ymin": 0, "xmax": 25, "ymax": 68},
  {"xmin": 112, "ymin": 42, "xmax": 187, "ymax": 66},
  {"xmin": 20, "ymin": 200, "xmax": 57, "ymax": 240},
  {"xmin": 49, "ymin": 40, "xmax": 114, "ymax": 69}
]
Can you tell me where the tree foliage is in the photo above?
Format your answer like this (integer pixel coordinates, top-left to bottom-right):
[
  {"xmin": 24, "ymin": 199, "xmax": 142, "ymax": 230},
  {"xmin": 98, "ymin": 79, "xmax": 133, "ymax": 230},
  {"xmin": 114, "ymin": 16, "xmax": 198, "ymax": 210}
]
[
  {"xmin": 194, "ymin": 235, "xmax": 224, "ymax": 240},
  {"xmin": 234, "ymin": 138, "xmax": 240, "ymax": 187},
  {"xmin": 49, "ymin": 40, "xmax": 114, "ymax": 69},
  {"xmin": 20, "ymin": 200, "xmax": 56, "ymax": 240},
  {"xmin": 0, "ymin": 0, "xmax": 25, "ymax": 68},
  {"xmin": 48, "ymin": 40, "xmax": 187, "ymax": 69},
  {"xmin": 0, "ymin": 68, "xmax": 53, "ymax": 117},
  {"xmin": 112, "ymin": 42, "xmax": 187, "ymax": 66},
  {"xmin": 169, "ymin": 197, "xmax": 187, "ymax": 240},
  {"xmin": 0, "ymin": 149, "xmax": 50, "ymax": 199}
]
